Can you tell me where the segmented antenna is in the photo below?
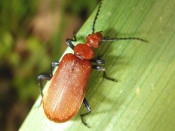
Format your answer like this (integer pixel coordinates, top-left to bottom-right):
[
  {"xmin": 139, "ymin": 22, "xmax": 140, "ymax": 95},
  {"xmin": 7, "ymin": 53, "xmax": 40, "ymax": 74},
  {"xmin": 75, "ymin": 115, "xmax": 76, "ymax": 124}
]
[
  {"xmin": 91, "ymin": 1, "xmax": 148, "ymax": 43},
  {"xmin": 102, "ymin": 37, "xmax": 148, "ymax": 43},
  {"xmin": 92, "ymin": 1, "xmax": 102, "ymax": 33}
]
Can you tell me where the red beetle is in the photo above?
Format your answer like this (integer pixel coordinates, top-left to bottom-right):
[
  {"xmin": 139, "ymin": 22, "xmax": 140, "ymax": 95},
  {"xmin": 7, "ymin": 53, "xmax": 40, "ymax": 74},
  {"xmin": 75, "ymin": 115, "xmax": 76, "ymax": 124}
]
[{"xmin": 37, "ymin": 1, "xmax": 147, "ymax": 127}]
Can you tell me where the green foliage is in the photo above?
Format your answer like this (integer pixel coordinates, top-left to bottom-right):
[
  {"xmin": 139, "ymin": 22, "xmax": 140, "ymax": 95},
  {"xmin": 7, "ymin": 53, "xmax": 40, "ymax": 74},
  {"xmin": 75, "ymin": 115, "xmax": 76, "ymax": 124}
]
[
  {"xmin": 0, "ymin": 0, "xmax": 38, "ymax": 33},
  {"xmin": 0, "ymin": 0, "xmax": 41, "ymax": 101}
]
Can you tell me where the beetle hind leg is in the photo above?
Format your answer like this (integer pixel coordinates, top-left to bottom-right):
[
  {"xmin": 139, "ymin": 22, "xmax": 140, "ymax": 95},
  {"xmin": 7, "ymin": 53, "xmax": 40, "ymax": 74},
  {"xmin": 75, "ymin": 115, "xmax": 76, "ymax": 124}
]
[{"xmin": 80, "ymin": 98, "xmax": 91, "ymax": 128}]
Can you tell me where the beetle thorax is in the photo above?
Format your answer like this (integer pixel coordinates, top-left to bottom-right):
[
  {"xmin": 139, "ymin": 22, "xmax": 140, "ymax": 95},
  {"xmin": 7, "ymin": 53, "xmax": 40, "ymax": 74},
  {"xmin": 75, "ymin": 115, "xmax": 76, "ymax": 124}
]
[{"xmin": 74, "ymin": 44, "xmax": 94, "ymax": 60}]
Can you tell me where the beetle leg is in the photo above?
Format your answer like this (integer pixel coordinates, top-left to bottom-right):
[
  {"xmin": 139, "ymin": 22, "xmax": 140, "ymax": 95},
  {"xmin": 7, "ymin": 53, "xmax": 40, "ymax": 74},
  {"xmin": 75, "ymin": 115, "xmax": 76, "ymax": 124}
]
[
  {"xmin": 80, "ymin": 98, "xmax": 91, "ymax": 128},
  {"xmin": 103, "ymin": 71, "xmax": 118, "ymax": 82},
  {"xmin": 90, "ymin": 55, "xmax": 105, "ymax": 64},
  {"xmin": 91, "ymin": 57, "xmax": 117, "ymax": 82},
  {"xmin": 37, "ymin": 74, "xmax": 51, "ymax": 98},
  {"xmin": 51, "ymin": 62, "xmax": 59, "ymax": 76},
  {"xmin": 92, "ymin": 65, "xmax": 118, "ymax": 82},
  {"xmin": 36, "ymin": 74, "xmax": 51, "ymax": 107},
  {"xmin": 37, "ymin": 62, "xmax": 59, "ymax": 98},
  {"xmin": 90, "ymin": 58, "xmax": 105, "ymax": 65},
  {"xmin": 66, "ymin": 32, "xmax": 77, "ymax": 50}
]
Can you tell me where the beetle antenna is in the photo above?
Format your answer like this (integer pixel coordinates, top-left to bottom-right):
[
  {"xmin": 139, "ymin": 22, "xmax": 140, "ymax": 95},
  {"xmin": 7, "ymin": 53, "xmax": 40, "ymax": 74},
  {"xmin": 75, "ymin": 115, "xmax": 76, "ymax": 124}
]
[
  {"xmin": 92, "ymin": 1, "xmax": 102, "ymax": 33},
  {"xmin": 102, "ymin": 37, "xmax": 148, "ymax": 43}
]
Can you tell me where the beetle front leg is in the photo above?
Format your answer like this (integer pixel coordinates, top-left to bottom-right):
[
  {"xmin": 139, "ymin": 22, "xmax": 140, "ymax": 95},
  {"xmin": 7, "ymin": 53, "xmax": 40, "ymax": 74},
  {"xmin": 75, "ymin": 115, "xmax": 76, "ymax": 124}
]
[{"xmin": 66, "ymin": 32, "xmax": 77, "ymax": 50}]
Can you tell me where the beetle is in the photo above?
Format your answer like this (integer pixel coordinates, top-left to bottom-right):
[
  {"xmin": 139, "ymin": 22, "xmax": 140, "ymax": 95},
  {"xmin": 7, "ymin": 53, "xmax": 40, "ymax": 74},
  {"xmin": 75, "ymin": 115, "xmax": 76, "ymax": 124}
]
[{"xmin": 37, "ymin": 1, "xmax": 148, "ymax": 127}]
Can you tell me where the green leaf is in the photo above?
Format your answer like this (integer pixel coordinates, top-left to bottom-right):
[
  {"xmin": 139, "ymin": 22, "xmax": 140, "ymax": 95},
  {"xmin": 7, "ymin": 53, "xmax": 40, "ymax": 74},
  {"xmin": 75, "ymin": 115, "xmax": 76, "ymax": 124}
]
[{"xmin": 20, "ymin": 0, "xmax": 175, "ymax": 130}]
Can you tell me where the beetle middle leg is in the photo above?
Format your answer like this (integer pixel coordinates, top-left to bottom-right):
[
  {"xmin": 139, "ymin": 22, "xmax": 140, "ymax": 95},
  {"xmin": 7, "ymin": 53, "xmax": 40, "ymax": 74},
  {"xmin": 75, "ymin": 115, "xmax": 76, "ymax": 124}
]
[
  {"xmin": 37, "ymin": 61, "xmax": 60, "ymax": 98},
  {"xmin": 91, "ymin": 58, "xmax": 118, "ymax": 82},
  {"xmin": 81, "ymin": 98, "xmax": 91, "ymax": 128}
]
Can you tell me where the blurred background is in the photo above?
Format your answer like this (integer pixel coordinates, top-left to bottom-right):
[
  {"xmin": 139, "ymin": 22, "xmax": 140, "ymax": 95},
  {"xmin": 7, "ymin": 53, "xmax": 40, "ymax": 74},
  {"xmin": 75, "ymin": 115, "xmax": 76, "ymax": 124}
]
[{"xmin": 0, "ymin": 0, "xmax": 99, "ymax": 130}]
